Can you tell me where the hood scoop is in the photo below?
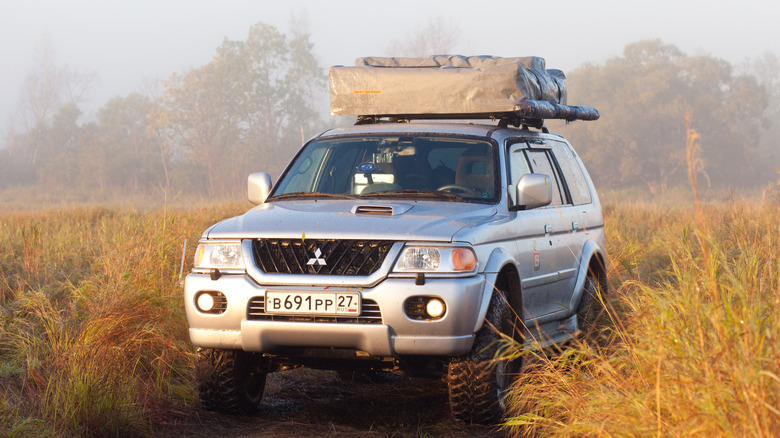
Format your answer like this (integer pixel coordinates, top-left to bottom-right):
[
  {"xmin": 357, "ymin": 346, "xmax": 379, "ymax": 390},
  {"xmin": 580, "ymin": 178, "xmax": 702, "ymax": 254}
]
[{"xmin": 350, "ymin": 203, "xmax": 413, "ymax": 216}]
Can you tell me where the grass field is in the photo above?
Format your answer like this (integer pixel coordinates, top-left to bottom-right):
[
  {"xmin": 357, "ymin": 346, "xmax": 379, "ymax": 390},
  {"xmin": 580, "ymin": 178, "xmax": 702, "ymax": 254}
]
[
  {"xmin": 0, "ymin": 203, "xmax": 247, "ymax": 436},
  {"xmin": 505, "ymin": 194, "xmax": 780, "ymax": 436},
  {"xmin": 1, "ymin": 194, "xmax": 778, "ymax": 436}
]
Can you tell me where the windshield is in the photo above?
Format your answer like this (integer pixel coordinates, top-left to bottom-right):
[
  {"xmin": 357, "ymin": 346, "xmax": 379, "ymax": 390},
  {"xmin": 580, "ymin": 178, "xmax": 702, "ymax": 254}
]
[{"xmin": 271, "ymin": 135, "xmax": 498, "ymax": 203}]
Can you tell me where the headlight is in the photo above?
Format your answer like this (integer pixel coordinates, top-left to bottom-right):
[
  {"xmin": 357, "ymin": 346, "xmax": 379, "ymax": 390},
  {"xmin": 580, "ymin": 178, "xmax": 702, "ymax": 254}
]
[
  {"xmin": 193, "ymin": 241, "xmax": 245, "ymax": 271},
  {"xmin": 394, "ymin": 245, "xmax": 477, "ymax": 273},
  {"xmin": 396, "ymin": 247, "xmax": 441, "ymax": 271}
]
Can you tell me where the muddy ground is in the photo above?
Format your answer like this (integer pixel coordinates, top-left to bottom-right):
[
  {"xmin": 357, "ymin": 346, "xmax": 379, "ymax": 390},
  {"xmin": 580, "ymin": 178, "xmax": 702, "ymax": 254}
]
[{"xmin": 167, "ymin": 368, "xmax": 506, "ymax": 437}]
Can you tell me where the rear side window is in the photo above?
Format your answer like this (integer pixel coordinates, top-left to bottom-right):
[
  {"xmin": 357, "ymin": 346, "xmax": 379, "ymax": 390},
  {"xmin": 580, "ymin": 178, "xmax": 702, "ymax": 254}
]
[{"xmin": 549, "ymin": 141, "xmax": 592, "ymax": 205}]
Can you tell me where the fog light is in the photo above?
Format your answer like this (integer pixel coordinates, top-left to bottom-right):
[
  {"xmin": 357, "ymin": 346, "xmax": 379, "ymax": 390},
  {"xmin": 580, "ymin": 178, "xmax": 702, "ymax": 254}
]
[
  {"xmin": 197, "ymin": 293, "xmax": 215, "ymax": 312},
  {"xmin": 194, "ymin": 291, "xmax": 227, "ymax": 314},
  {"xmin": 404, "ymin": 296, "xmax": 446, "ymax": 320},
  {"xmin": 426, "ymin": 298, "xmax": 445, "ymax": 318}
]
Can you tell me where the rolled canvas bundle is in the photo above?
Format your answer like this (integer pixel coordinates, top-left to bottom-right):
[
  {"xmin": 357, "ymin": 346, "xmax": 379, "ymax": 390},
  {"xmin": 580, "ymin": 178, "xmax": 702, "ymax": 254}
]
[{"xmin": 329, "ymin": 55, "xmax": 598, "ymax": 122}]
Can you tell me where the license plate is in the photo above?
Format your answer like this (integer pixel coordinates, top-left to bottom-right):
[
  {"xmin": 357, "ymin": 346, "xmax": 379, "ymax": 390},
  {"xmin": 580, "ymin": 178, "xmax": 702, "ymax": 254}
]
[{"xmin": 265, "ymin": 291, "xmax": 361, "ymax": 316}]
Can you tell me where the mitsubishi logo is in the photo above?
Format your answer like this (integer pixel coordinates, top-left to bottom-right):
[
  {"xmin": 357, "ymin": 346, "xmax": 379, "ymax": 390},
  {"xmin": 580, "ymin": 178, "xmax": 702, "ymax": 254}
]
[{"xmin": 307, "ymin": 247, "xmax": 327, "ymax": 266}]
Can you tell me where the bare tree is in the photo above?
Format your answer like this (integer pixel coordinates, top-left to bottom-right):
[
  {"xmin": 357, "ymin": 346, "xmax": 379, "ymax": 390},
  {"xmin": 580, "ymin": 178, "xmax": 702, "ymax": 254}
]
[
  {"xmin": 13, "ymin": 33, "xmax": 96, "ymax": 132},
  {"xmin": 7, "ymin": 33, "xmax": 96, "ymax": 172}
]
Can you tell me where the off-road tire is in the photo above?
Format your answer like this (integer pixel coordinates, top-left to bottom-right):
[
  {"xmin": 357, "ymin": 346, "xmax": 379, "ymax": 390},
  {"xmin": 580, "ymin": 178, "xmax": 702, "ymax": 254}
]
[
  {"xmin": 576, "ymin": 271, "xmax": 607, "ymax": 335},
  {"xmin": 447, "ymin": 289, "xmax": 522, "ymax": 424},
  {"xmin": 196, "ymin": 348, "xmax": 268, "ymax": 414}
]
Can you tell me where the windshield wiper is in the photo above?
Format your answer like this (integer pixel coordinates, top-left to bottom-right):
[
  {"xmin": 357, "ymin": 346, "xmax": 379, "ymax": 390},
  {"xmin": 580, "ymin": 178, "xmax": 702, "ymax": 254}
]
[
  {"xmin": 269, "ymin": 192, "xmax": 359, "ymax": 201},
  {"xmin": 360, "ymin": 190, "xmax": 465, "ymax": 201}
]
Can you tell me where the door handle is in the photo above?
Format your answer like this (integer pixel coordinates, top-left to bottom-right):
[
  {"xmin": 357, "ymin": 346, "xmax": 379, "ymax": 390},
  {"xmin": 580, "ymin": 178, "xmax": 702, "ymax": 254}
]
[{"xmin": 544, "ymin": 224, "xmax": 552, "ymax": 236}]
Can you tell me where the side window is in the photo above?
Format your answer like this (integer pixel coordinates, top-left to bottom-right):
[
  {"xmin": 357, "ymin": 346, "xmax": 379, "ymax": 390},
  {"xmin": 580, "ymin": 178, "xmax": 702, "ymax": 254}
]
[
  {"xmin": 549, "ymin": 141, "xmax": 592, "ymax": 205},
  {"xmin": 507, "ymin": 143, "xmax": 531, "ymax": 205},
  {"xmin": 524, "ymin": 149, "xmax": 565, "ymax": 205}
]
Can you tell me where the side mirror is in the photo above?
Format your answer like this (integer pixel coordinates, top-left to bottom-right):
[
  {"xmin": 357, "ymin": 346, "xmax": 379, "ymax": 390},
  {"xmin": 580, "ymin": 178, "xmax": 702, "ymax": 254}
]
[
  {"xmin": 247, "ymin": 172, "xmax": 272, "ymax": 205},
  {"xmin": 512, "ymin": 173, "xmax": 552, "ymax": 211}
]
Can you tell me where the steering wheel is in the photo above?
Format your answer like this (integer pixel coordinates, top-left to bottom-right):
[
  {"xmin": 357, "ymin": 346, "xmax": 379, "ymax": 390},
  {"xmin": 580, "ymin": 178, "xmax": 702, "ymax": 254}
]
[{"xmin": 437, "ymin": 184, "xmax": 477, "ymax": 196}]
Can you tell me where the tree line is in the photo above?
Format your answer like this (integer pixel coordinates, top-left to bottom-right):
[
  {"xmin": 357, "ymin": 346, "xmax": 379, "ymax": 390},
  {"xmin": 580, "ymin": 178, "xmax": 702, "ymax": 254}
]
[
  {"xmin": 557, "ymin": 40, "xmax": 779, "ymax": 194},
  {"xmin": 1, "ymin": 29, "xmax": 778, "ymax": 200},
  {"xmin": 1, "ymin": 22, "xmax": 326, "ymax": 199}
]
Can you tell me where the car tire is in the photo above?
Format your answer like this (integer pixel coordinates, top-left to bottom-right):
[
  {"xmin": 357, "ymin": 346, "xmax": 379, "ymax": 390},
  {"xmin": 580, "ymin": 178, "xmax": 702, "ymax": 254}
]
[
  {"xmin": 447, "ymin": 288, "xmax": 523, "ymax": 424},
  {"xmin": 576, "ymin": 271, "xmax": 607, "ymax": 334},
  {"xmin": 196, "ymin": 348, "xmax": 268, "ymax": 414}
]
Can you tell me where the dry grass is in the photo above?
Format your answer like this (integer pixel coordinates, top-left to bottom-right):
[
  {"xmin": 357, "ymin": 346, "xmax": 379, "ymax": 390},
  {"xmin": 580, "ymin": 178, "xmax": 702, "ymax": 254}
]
[
  {"xmin": 0, "ymin": 204, "xmax": 245, "ymax": 436},
  {"xmin": 503, "ymin": 197, "xmax": 780, "ymax": 437},
  {"xmin": 1, "ymin": 193, "xmax": 779, "ymax": 436}
]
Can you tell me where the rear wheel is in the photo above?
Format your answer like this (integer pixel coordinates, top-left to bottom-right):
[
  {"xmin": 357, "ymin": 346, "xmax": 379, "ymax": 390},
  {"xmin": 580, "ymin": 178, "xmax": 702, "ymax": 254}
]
[
  {"xmin": 577, "ymin": 270, "xmax": 607, "ymax": 335},
  {"xmin": 447, "ymin": 289, "xmax": 523, "ymax": 424},
  {"xmin": 196, "ymin": 348, "xmax": 269, "ymax": 414}
]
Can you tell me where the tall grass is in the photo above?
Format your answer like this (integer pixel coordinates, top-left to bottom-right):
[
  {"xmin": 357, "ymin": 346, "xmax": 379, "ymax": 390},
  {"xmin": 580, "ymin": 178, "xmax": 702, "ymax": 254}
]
[
  {"xmin": 503, "ymin": 198, "xmax": 780, "ymax": 436},
  {"xmin": 0, "ymin": 204, "xmax": 244, "ymax": 436},
  {"xmin": 2, "ymin": 194, "xmax": 778, "ymax": 436}
]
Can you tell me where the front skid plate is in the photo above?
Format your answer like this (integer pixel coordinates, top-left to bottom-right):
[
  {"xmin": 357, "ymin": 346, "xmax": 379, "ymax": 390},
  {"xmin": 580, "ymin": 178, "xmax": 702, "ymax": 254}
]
[{"xmin": 190, "ymin": 323, "xmax": 476, "ymax": 357}]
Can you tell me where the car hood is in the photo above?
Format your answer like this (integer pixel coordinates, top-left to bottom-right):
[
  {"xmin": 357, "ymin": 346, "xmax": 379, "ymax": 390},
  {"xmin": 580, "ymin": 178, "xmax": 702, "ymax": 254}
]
[{"xmin": 205, "ymin": 199, "xmax": 498, "ymax": 243}]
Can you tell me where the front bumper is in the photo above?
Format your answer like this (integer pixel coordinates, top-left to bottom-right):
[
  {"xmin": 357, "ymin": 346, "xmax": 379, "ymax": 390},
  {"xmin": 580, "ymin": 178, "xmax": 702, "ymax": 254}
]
[{"xmin": 183, "ymin": 272, "xmax": 487, "ymax": 356}]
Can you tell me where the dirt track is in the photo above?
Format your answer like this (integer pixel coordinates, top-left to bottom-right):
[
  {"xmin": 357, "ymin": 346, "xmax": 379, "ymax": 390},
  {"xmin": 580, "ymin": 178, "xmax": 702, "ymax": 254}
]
[{"xmin": 168, "ymin": 368, "xmax": 505, "ymax": 437}]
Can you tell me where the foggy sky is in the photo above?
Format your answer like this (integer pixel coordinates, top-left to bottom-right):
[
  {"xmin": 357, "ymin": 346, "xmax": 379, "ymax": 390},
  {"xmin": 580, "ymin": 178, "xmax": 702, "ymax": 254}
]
[{"xmin": 2, "ymin": 0, "xmax": 779, "ymax": 144}]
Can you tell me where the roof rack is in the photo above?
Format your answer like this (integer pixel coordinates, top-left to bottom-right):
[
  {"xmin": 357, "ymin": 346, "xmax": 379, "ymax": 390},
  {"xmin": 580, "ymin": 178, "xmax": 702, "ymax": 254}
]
[{"xmin": 354, "ymin": 100, "xmax": 600, "ymax": 128}]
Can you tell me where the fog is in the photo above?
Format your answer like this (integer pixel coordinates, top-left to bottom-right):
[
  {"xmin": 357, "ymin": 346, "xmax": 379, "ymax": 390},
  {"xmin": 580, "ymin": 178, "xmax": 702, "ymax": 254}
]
[
  {"xmin": 3, "ymin": 0, "xmax": 778, "ymax": 131},
  {"xmin": 1, "ymin": 0, "xmax": 779, "ymax": 203}
]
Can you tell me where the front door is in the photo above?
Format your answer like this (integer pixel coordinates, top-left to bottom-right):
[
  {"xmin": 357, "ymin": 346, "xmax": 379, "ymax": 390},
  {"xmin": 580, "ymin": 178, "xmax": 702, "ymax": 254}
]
[{"xmin": 508, "ymin": 141, "xmax": 582, "ymax": 319}]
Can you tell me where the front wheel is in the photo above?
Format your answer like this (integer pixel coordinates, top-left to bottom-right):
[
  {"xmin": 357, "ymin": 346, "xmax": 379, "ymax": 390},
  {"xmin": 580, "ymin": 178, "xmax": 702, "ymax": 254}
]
[
  {"xmin": 447, "ymin": 289, "xmax": 522, "ymax": 424},
  {"xmin": 196, "ymin": 348, "xmax": 269, "ymax": 414}
]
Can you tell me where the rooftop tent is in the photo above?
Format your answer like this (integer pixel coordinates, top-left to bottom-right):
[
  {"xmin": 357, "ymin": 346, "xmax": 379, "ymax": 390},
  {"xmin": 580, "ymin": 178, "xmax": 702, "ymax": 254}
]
[{"xmin": 329, "ymin": 55, "xmax": 598, "ymax": 124}]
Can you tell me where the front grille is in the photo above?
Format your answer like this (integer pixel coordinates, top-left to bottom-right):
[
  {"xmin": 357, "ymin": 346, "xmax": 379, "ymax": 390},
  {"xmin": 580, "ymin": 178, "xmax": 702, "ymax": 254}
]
[
  {"xmin": 252, "ymin": 239, "xmax": 395, "ymax": 275},
  {"xmin": 247, "ymin": 297, "xmax": 382, "ymax": 324}
]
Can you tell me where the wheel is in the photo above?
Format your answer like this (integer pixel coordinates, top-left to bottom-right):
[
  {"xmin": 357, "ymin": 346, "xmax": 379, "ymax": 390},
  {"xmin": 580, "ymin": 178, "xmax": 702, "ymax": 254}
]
[
  {"xmin": 576, "ymin": 271, "xmax": 607, "ymax": 334},
  {"xmin": 196, "ymin": 348, "xmax": 269, "ymax": 414},
  {"xmin": 437, "ymin": 184, "xmax": 477, "ymax": 196},
  {"xmin": 447, "ymin": 289, "xmax": 523, "ymax": 424}
]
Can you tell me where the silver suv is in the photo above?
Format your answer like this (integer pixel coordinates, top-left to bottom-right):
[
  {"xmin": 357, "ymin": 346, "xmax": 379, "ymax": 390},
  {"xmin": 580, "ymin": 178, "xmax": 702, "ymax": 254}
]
[{"xmin": 184, "ymin": 119, "xmax": 606, "ymax": 424}]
